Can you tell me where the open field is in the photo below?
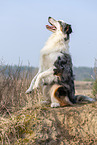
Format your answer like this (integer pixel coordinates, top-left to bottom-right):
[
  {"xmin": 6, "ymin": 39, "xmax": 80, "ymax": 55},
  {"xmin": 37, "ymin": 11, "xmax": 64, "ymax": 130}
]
[
  {"xmin": 0, "ymin": 78, "xmax": 97, "ymax": 144},
  {"xmin": 75, "ymin": 81, "xmax": 93, "ymax": 97}
]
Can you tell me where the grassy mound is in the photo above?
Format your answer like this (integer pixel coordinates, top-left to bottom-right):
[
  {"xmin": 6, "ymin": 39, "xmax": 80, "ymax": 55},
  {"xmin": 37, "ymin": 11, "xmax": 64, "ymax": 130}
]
[
  {"xmin": 0, "ymin": 101, "xmax": 97, "ymax": 145},
  {"xmin": 0, "ymin": 64, "xmax": 97, "ymax": 144}
]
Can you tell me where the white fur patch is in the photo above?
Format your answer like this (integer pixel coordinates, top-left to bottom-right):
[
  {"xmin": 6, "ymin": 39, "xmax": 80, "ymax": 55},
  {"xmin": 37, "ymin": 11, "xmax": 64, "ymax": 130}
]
[{"xmin": 51, "ymin": 102, "xmax": 60, "ymax": 108}]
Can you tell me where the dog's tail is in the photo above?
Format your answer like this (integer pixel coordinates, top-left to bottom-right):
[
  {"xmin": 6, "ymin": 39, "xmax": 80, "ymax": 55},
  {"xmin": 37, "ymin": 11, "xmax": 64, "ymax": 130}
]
[{"xmin": 74, "ymin": 95, "xmax": 96, "ymax": 104}]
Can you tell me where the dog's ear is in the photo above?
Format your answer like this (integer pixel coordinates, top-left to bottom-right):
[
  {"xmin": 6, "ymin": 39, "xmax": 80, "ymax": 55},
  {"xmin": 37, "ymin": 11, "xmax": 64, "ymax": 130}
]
[
  {"xmin": 65, "ymin": 24, "xmax": 72, "ymax": 34},
  {"xmin": 64, "ymin": 24, "xmax": 72, "ymax": 41},
  {"xmin": 67, "ymin": 25, "xmax": 72, "ymax": 34}
]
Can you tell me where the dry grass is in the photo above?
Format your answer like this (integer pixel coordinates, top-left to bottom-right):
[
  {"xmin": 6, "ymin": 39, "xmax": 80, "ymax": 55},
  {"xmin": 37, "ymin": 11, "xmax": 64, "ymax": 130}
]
[
  {"xmin": 0, "ymin": 64, "xmax": 97, "ymax": 145},
  {"xmin": 0, "ymin": 64, "xmax": 38, "ymax": 114}
]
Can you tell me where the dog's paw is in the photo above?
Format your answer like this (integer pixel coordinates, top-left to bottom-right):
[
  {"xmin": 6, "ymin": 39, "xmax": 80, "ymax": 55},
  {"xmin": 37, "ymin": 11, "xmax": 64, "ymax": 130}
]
[
  {"xmin": 51, "ymin": 103, "xmax": 60, "ymax": 108},
  {"xmin": 25, "ymin": 88, "xmax": 32, "ymax": 94}
]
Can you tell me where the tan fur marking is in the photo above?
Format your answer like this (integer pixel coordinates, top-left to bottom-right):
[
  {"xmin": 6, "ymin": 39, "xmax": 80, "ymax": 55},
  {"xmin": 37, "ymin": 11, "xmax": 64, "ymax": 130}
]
[{"xmin": 50, "ymin": 84, "xmax": 71, "ymax": 106}]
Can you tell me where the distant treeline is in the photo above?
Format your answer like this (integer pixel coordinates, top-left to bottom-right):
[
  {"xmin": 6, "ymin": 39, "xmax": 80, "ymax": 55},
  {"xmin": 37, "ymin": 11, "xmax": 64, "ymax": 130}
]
[
  {"xmin": 73, "ymin": 67, "xmax": 94, "ymax": 81},
  {"xmin": 0, "ymin": 65, "xmax": 95, "ymax": 81}
]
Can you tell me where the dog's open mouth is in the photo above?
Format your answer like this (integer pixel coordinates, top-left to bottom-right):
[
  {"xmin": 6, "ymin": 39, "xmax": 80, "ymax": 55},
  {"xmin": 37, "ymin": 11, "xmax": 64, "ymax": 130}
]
[
  {"xmin": 46, "ymin": 23, "xmax": 56, "ymax": 31},
  {"xmin": 46, "ymin": 17, "xmax": 57, "ymax": 32}
]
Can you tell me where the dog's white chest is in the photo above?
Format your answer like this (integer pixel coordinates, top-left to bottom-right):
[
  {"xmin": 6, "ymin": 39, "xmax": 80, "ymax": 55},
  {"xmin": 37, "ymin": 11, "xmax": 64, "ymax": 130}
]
[
  {"xmin": 45, "ymin": 52, "xmax": 63, "ymax": 68},
  {"xmin": 49, "ymin": 52, "xmax": 62, "ymax": 62}
]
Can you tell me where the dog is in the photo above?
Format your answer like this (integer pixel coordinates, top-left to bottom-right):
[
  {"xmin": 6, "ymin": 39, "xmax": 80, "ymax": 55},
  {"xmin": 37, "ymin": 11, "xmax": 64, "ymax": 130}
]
[
  {"xmin": 26, "ymin": 17, "xmax": 95, "ymax": 107},
  {"xmin": 26, "ymin": 17, "xmax": 72, "ymax": 92}
]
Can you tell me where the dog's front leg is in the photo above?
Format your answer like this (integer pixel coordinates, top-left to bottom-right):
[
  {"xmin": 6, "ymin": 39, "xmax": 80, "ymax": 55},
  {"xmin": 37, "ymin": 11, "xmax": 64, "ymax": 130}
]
[
  {"xmin": 25, "ymin": 70, "xmax": 41, "ymax": 93},
  {"xmin": 33, "ymin": 68, "xmax": 53, "ymax": 89},
  {"xmin": 26, "ymin": 53, "xmax": 46, "ymax": 93}
]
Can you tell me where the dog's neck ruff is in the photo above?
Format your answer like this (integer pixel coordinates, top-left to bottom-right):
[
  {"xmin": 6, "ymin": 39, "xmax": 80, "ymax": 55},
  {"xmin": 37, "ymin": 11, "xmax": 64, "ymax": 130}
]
[{"xmin": 42, "ymin": 31, "xmax": 69, "ymax": 54}]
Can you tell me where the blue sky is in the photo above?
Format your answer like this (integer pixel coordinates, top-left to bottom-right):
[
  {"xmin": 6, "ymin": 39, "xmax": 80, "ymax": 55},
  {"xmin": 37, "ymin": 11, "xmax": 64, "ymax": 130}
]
[{"xmin": 0, "ymin": 0, "xmax": 97, "ymax": 67}]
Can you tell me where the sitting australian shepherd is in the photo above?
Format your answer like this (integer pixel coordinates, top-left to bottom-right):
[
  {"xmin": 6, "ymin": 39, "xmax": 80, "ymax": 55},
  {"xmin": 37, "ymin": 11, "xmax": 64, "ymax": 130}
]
[{"xmin": 26, "ymin": 17, "xmax": 95, "ymax": 107}]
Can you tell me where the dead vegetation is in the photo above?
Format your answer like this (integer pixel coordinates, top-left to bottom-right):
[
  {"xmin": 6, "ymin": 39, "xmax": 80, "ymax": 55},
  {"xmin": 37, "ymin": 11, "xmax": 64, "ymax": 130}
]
[
  {"xmin": 92, "ymin": 59, "xmax": 97, "ymax": 98},
  {"xmin": 0, "ymin": 63, "xmax": 38, "ymax": 114},
  {"xmin": 0, "ymin": 63, "xmax": 97, "ymax": 145}
]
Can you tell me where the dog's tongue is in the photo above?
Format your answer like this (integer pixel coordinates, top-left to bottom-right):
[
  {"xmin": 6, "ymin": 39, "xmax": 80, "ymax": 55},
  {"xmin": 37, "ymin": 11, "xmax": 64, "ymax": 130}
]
[{"xmin": 46, "ymin": 25, "xmax": 56, "ymax": 30}]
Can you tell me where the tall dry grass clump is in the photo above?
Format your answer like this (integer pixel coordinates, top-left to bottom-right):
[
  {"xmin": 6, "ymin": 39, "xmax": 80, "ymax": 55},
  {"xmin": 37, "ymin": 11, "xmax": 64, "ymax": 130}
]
[
  {"xmin": 0, "ymin": 62, "xmax": 38, "ymax": 114},
  {"xmin": 0, "ymin": 62, "xmax": 41, "ymax": 144},
  {"xmin": 92, "ymin": 59, "xmax": 97, "ymax": 98}
]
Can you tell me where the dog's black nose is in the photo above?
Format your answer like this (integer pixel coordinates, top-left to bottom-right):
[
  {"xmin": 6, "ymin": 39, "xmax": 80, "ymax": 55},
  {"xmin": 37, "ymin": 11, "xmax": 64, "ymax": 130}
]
[{"xmin": 48, "ymin": 16, "xmax": 51, "ymax": 19}]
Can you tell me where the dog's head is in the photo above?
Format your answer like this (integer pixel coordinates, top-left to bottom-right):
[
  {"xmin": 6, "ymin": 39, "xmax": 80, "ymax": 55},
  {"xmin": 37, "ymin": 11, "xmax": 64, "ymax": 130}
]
[{"xmin": 46, "ymin": 17, "xmax": 72, "ymax": 41}]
